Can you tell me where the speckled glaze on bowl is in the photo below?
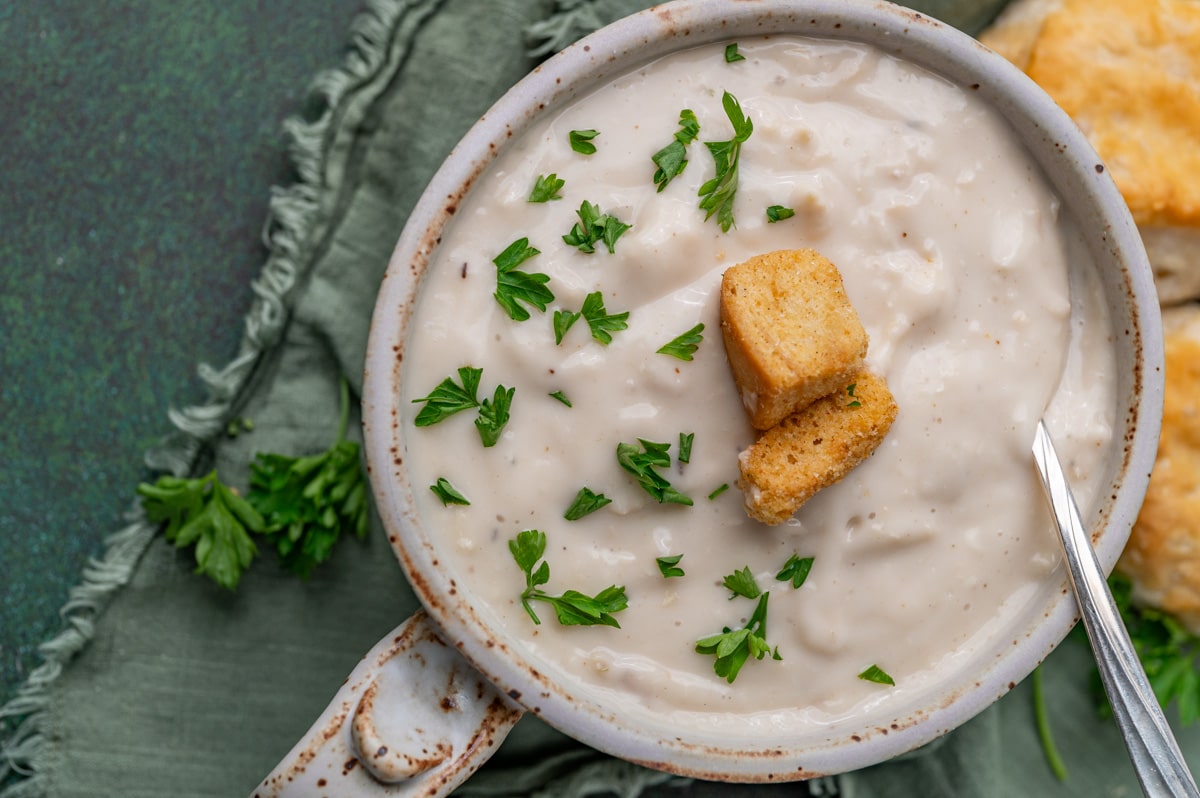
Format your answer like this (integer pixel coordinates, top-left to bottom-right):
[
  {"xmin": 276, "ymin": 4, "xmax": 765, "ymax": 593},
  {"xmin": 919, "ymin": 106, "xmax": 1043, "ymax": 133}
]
[{"xmin": 361, "ymin": 0, "xmax": 1163, "ymax": 782}]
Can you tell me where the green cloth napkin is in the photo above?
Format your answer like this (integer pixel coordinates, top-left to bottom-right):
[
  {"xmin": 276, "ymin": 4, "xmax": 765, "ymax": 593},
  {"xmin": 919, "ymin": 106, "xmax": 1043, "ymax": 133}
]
[{"xmin": 4, "ymin": 0, "xmax": 1199, "ymax": 796}]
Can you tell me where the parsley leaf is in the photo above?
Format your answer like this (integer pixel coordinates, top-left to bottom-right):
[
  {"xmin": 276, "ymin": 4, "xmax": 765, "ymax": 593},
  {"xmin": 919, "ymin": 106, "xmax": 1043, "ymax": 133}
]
[
  {"xmin": 138, "ymin": 470, "xmax": 264, "ymax": 591},
  {"xmin": 553, "ymin": 309, "xmax": 580, "ymax": 344},
  {"xmin": 580, "ymin": 292, "xmax": 629, "ymax": 344},
  {"xmin": 430, "ymin": 477, "xmax": 470, "ymax": 506},
  {"xmin": 698, "ymin": 91, "xmax": 753, "ymax": 232},
  {"xmin": 247, "ymin": 378, "xmax": 370, "ymax": 578},
  {"xmin": 493, "ymin": 238, "xmax": 554, "ymax": 321},
  {"xmin": 766, "ymin": 205, "xmax": 795, "ymax": 223},
  {"xmin": 616, "ymin": 438, "xmax": 693, "ymax": 506},
  {"xmin": 695, "ymin": 592, "xmax": 781, "ymax": 683},
  {"xmin": 529, "ymin": 173, "xmax": 565, "ymax": 202},
  {"xmin": 724, "ymin": 43, "xmax": 746, "ymax": 63},
  {"xmin": 723, "ymin": 566, "xmax": 761, "ymax": 600},
  {"xmin": 412, "ymin": 366, "xmax": 482, "ymax": 426},
  {"xmin": 657, "ymin": 323, "xmax": 705, "ymax": 361},
  {"xmin": 657, "ymin": 554, "xmax": 685, "ymax": 578},
  {"xmin": 776, "ymin": 554, "xmax": 814, "ymax": 589},
  {"xmin": 569, "ymin": 129, "xmax": 599, "ymax": 154},
  {"xmin": 549, "ymin": 390, "xmax": 572, "ymax": 407},
  {"xmin": 651, "ymin": 109, "xmax": 701, "ymax": 192},
  {"xmin": 858, "ymin": 664, "xmax": 895, "ymax": 686},
  {"xmin": 508, "ymin": 529, "xmax": 628, "ymax": 627},
  {"xmin": 476, "ymin": 384, "xmax": 514, "ymax": 447},
  {"xmin": 564, "ymin": 487, "xmax": 612, "ymax": 520},
  {"xmin": 846, "ymin": 383, "xmax": 862, "ymax": 408},
  {"xmin": 678, "ymin": 432, "xmax": 694, "ymax": 464},
  {"xmin": 562, "ymin": 200, "xmax": 632, "ymax": 254}
]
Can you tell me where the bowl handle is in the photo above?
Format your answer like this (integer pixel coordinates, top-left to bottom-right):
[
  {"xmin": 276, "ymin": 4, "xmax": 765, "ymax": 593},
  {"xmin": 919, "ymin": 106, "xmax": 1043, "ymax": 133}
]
[{"xmin": 253, "ymin": 610, "xmax": 524, "ymax": 797}]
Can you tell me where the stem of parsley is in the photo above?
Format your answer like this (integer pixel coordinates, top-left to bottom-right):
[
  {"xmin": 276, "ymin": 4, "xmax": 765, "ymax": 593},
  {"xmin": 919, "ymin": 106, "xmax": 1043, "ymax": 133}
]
[{"xmin": 1032, "ymin": 666, "xmax": 1068, "ymax": 781}]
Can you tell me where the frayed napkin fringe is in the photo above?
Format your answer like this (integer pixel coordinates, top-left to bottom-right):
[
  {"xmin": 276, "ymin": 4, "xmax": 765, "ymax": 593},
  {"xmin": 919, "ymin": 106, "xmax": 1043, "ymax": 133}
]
[{"xmin": 0, "ymin": 1, "xmax": 429, "ymax": 794}]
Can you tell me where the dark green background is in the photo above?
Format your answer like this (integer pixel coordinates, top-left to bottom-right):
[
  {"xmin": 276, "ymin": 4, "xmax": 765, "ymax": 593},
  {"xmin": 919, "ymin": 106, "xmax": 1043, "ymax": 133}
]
[{"xmin": 0, "ymin": 0, "xmax": 365, "ymax": 709}]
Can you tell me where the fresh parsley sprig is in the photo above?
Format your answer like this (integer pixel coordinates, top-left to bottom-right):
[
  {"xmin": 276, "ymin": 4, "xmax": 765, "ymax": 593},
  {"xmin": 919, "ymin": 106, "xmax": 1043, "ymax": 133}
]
[
  {"xmin": 508, "ymin": 529, "xmax": 628, "ymax": 627},
  {"xmin": 529, "ymin": 173, "xmax": 565, "ymax": 202},
  {"xmin": 657, "ymin": 323, "xmax": 705, "ymax": 361},
  {"xmin": 569, "ymin": 129, "xmax": 599, "ymax": 154},
  {"xmin": 554, "ymin": 291, "xmax": 630, "ymax": 345},
  {"xmin": 493, "ymin": 238, "xmax": 554, "ymax": 321},
  {"xmin": 858, "ymin": 664, "xmax": 895, "ymax": 686},
  {"xmin": 413, "ymin": 367, "xmax": 513, "ymax": 447},
  {"xmin": 766, "ymin": 204, "xmax": 795, "ymax": 223},
  {"xmin": 698, "ymin": 91, "xmax": 753, "ymax": 232},
  {"xmin": 651, "ymin": 109, "xmax": 700, "ymax": 192},
  {"xmin": 724, "ymin": 43, "xmax": 746, "ymax": 63},
  {"xmin": 723, "ymin": 566, "xmax": 761, "ymax": 600},
  {"xmin": 696, "ymin": 592, "xmax": 780, "ymax": 683},
  {"xmin": 430, "ymin": 477, "xmax": 470, "ymax": 506},
  {"xmin": 657, "ymin": 554, "xmax": 685, "ymax": 578},
  {"xmin": 616, "ymin": 438, "xmax": 693, "ymax": 506},
  {"xmin": 412, "ymin": 366, "xmax": 481, "ymax": 426},
  {"xmin": 776, "ymin": 554, "xmax": 814, "ymax": 589},
  {"xmin": 564, "ymin": 487, "xmax": 612, "ymax": 520},
  {"xmin": 138, "ymin": 470, "xmax": 265, "ymax": 591},
  {"xmin": 562, "ymin": 201, "xmax": 632, "ymax": 254},
  {"xmin": 247, "ymin": 379, "xmax": 369, "ymax": 578}
]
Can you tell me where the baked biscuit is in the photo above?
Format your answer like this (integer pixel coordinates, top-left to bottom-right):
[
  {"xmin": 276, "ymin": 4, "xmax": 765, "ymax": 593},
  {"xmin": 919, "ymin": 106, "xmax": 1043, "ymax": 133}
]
[
  {"xmin": 1118, "ymin": 305, "xmax": 1200, "ymax": 633},
  {"xmin": 979, "ymin": 0, "xmax": 1200, "ymax": 305},
  {"xmin": 738, "ymin": 371, "xmax": 897, "ymax": 526},
  {"xmin": 720, "ymin": 249, "xmax": 868, "ymax": 430}
]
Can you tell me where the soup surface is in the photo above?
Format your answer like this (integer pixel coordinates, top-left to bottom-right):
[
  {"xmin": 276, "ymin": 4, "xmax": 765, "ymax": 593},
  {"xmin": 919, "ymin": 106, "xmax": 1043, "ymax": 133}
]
[{"xmin": 398, "ymin": 36, "xmax": 1116, "ymax": 728}]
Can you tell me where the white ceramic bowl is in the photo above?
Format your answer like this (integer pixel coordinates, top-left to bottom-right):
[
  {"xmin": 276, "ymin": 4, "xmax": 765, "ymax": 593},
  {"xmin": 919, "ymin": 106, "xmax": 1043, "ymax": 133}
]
[{"xmin": 352, "ymin": 0, "xmax": 1162, "ymax": 788}]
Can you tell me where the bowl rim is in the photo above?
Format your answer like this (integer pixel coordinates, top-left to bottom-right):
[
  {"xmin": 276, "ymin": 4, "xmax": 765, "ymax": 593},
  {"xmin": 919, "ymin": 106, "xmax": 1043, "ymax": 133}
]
[{"xmin": 362, "ymin": 0, "xmax": 1164, "ymax": 781}]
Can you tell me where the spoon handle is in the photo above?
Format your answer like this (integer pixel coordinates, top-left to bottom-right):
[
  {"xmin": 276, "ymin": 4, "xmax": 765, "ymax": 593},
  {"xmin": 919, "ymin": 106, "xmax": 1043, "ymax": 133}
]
[{"xmin": 1033, "ymin": 420, "xmax": 1199, "ymax": 798}]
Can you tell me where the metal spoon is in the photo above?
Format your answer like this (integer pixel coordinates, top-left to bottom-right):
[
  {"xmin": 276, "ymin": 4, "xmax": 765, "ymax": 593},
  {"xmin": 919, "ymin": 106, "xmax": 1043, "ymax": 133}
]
[{"xmin": 1032, "ymin": 419, "xmax": 1199, "ymax": 797}]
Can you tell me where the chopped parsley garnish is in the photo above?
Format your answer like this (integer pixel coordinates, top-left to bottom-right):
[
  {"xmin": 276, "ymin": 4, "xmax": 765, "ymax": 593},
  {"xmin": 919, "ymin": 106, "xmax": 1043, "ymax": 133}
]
[
  {"xmin": 724, "ymin": 43, "xmax": 746, "ymax": 63},
  {"xmin": 698, "ymin": 91, "xmax": 753, "ymax": 232},
  {"xmin": 657, "ymin": 323, "xmax": 705, "ymax": 361},
  {"xmin": 564, "ymin": 487, "xmax": 612, "ymax": 520},
  {"xmin": 569, "ymin": 128, "xmax": 599, "ymax": 154},
  {"xmin": 412, "ymin": 366, "xmax": 482, "ymax": 427},
  {"xmin": 562, "ymin": 200, "xmax": 632, "ymax": 254},
  {"xmin": 475, "ymin": 384, "xmax": 514, "ymax": 447},
  {"xmin": 651, "ymin": 109, "xmax": 701, "ymax": 192},
  {"xmin": 858, "ymin": 664, "xmax": 895, "ymax": 686},
  {"xmin": 776, "ymin": 554, "xmax": 814, "ymax": 589},
  {"xmin": 766, "ymin": 204, "xmax": 795, "ymax": 223},
  {"xmin": 616, "ymin": 438, "xmax": 693, "ymax": 506},
  {"xmin": 846, "ymin": 383, "xmax": 862, "ymax": 408},
  {"xmin": 555, "ymin": 291, "xmax": 630, "ymax": 345},
  {"xmin": 723, "ymin": 565, "xmax": 762, "ymax": 600},
  {"xmin": 696, "ymin": 592, "xmax": 781, "ymax": 683},
  {"xmin": 509, "ymin": 529, "xmax": 628, "ymax": 627},
  {"xmin": 430, "ymin": 477, "xmax": 470, "ymax": 506},
  {"xmin": 528, "ymin": 173, "xmax": 565, "ymax": 202},
  {"xmin": 708, "ymin": 483, "xmax": 730, "ymax": 500},
  {"xmin": 656, "ymin": 554, "xmax": 686, "ymax": 578},
  {"xmin": 678, "ymin": 432, "xmax": 694, "ymax": 464},
  {"xmin": 413, "ymin": 367, "xmax": 512, "ymax": 447},
  {"xmin": 137, "ymin": 470, "xmax": 264, "ymax": 591},
  {"xmin": 492, "ymin": 237, "xmax": 554, "ymax": 321},
  {"xmin": 549, "ymin": 390, "xmax": 572, "ymax": 407}
]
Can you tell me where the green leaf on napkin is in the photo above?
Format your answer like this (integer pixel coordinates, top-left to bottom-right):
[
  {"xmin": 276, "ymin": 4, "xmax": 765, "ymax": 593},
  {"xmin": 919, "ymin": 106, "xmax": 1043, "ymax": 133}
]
[
  {"xmin": 247, "ymin": 378, "xmax": 369, "ymax": 578},
  {"xmin": 137, "ymin": 471, "xmax": 264, "ymax": 591}
]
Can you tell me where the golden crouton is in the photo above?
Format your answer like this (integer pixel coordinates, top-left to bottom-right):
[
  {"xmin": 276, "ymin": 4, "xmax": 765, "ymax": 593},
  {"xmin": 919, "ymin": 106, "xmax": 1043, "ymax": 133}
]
[
  {"xmin": 1118, "ymin": 305, "xmax": 1200, "ymax": 633},
  {"xmin": 980, "ymin": 0, "xmax": 1200, "ymax": 304},
  {"xmin": 720, "ymin": 249, "xmax": 868, "ymax": 430},
  {"xmin": 738, "ymin": 371, "xmax": 897, "ymax": 526}
]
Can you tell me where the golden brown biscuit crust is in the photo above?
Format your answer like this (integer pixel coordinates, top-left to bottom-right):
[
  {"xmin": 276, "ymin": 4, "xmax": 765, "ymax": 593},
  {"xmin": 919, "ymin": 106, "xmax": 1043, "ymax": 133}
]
[
  {"xmin": 1119, "ymin": 307, "xmax": 1200, "ymax": 632},
  {"xmin": 1023, "ymin": 0, "xmax": 1200, "ymax": 228}
]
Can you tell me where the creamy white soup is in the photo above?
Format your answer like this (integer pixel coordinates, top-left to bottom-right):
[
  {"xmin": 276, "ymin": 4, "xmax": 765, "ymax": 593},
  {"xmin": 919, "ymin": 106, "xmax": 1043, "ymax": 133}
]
[{"xmin": 398, "ymin": 37, "xmax": 1115, "ymax": 725}]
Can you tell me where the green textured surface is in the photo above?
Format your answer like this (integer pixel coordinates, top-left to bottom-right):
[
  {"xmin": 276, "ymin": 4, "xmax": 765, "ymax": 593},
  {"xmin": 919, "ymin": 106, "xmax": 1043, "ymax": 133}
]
[{"xmin": 0, "ymin": 0, "xmax": 365, "ymax": 709}]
